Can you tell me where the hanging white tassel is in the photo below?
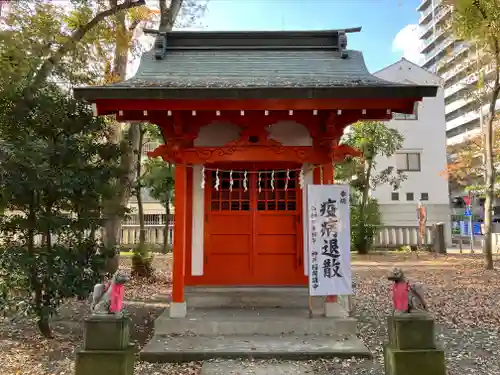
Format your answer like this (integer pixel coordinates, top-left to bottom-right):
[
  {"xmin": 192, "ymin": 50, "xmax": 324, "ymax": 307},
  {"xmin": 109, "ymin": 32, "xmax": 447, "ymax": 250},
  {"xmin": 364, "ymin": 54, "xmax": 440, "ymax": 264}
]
[
  {"xmin": 243, "ymin": 170, "xmax": 248, "ymax": 192},
  {"xmin": 271, "ymin": 170, "xmax": 275, "ymax": 191},
  {"xmin": 258, "ymin": 171, "xmax": 262, "ymax": 193},
  {"xmin": 215, "ymin": 168, "xmax": 220, "ymax": 191},
  {"xmin": 201, "ymin": 166, "xmax": 206, "ymax": 190},
  {"xmin": 229, "ymin": 170, "xmax": 234, "ymax": 192},
  {"xmin": 299, "ymin": 167, "xmax": 305, "ymax": 190},
  {"xmin": 285, "ymin": 169, "xmax": 290, "ymax": 191}
]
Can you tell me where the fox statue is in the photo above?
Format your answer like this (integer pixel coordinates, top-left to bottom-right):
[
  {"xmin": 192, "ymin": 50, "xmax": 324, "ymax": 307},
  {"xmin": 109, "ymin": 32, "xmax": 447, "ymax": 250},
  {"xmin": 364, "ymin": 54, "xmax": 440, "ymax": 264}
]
[
  {"xmin": 91, "ymin": 271, "xmax": 129, "ymax": 315},
  {"xmin": 388, "ymin": 268, "xmax": 427, "ymax": 313}
]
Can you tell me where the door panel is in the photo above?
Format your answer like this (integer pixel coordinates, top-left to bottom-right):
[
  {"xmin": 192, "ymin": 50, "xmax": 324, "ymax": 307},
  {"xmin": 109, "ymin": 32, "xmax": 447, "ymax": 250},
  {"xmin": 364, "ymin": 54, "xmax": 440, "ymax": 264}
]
[
  {"xmin": 204, "ymin": 167, "xmax": 306, "ymax": 286},
  {"xmin": 254, "ymin": 170, "xmax": 305, "ymax": 284},
  {"xmin": 204, "ymin": 171, "xmax": 252, "ymax": 284}
]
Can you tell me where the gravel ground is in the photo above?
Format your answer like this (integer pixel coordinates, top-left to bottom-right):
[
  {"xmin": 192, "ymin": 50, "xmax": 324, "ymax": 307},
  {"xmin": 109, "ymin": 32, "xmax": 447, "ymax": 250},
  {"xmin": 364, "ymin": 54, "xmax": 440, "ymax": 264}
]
[{"xmin": 1, "ymin": 253, "xmax": 499, "ymax": 375}]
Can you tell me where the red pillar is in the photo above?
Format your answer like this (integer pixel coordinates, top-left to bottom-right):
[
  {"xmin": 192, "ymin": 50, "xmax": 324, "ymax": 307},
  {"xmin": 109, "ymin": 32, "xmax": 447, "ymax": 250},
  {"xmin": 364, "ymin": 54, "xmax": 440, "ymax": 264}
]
[{"xmin": 172, "ymin": 164, "xmax": 187, "ymax": 303}]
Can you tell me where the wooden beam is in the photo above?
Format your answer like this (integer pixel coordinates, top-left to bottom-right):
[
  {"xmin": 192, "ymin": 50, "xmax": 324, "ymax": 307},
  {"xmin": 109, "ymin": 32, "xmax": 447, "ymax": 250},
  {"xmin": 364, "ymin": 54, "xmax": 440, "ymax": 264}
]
[
  {"xmin": 148, "ymin": 144, "xmax": 360, "ymax": 165},
  {"xmin": 96, "ymin": 98, "xmax": 421, "ymax": 113}
]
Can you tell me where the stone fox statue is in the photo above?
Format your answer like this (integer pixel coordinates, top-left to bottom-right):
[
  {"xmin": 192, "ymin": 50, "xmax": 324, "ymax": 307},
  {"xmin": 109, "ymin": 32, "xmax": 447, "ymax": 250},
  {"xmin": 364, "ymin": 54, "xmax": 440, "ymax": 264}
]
[
  {"xmin": 91, "ymin": 271, "xmax": 129, "ymax": 315},
  {"xmin": 388, "ymin": 268, "xmax": 427, "ymax": 313}
]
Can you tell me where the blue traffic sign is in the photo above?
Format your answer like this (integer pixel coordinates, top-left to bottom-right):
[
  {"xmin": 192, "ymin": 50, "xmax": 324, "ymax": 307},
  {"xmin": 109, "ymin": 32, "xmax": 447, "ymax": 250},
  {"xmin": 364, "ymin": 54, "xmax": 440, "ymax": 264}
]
[{"xmin": 464, "ymin": 206, "xmax": 472, "ymax": 217}]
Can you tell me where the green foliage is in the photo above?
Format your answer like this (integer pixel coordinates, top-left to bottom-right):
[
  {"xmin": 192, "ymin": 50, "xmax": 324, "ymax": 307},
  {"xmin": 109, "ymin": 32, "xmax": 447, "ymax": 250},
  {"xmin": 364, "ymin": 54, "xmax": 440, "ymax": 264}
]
[
  {"xmin": 131, "ymin": 248, "xmax": 155, "ymax": 279},
  {"xmin": 350, "ymin": 192, "xmax": 382, "ymax": 254},
  {"xmin": 0, "ymin": 85, "xmax": 122, "ymax": 337},
  {"xmin": 143, "ymin": 158, "xmax": 175, "ymax": 207},
  {"xmin": 336, "ymin": 122, "xmax": 404, "ymax": 254},
  {"xmin": 336, "ymin": 121, "xmax": 406, "ymax": 191},
  {"xmin": 451, "ymin": 0, "xmax": 500, "ymax": 51},
  {"xmin": 0, "ymin": 0, "xmax": 154, "ymax": 91}
]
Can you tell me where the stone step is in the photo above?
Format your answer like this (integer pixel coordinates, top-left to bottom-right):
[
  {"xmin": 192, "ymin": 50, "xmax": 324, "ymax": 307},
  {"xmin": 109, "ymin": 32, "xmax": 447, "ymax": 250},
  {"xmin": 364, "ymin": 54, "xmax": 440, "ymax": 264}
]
[
  {"xmin": 201, "ymin": 360, "xmax": 313, "ymax": 375},
  {"xmin": 154, "ymin": 307, "xmax": 356, "ymax": 336},
  {"xmin": 139, "ymin": 334, "xmax": 372, "ymax": 363},
  {"xmin": 185, "ymin": 287, "xmax": 325, "ymax": 309}
]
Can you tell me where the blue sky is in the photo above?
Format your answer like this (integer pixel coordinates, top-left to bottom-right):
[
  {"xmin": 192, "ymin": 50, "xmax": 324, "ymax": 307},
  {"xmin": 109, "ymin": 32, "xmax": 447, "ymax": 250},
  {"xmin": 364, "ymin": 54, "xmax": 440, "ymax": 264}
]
[{"xmin": 198, "ymin": 0, "xmax": 422, "ymax": 72}]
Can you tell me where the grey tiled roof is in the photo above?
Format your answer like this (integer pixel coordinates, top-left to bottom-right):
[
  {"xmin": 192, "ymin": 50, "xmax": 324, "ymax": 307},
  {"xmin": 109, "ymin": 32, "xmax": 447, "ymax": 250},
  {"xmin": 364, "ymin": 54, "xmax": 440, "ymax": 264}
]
[
  {"xmin": 73, "ymin": 30, "xmax": 438, "ymax": 101},
  {"xmin": 113, "ymin": 49, "xmax": 391, "ymax": 89}
]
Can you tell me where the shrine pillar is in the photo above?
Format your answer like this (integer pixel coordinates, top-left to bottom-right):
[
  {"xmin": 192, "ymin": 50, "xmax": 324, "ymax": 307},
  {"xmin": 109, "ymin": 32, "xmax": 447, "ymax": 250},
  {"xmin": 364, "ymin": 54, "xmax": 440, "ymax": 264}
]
[{"xmin": 171, "ymin": 164, "xmax": 188, "ymax": 318}]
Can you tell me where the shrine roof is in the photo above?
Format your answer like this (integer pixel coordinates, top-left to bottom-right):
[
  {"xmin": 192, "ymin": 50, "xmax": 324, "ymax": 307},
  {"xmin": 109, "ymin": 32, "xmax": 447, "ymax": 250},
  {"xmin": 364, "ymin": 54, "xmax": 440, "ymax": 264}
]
[{"xmin": 74, "ymin": 29, "xmax": 438, "ymax": 101}]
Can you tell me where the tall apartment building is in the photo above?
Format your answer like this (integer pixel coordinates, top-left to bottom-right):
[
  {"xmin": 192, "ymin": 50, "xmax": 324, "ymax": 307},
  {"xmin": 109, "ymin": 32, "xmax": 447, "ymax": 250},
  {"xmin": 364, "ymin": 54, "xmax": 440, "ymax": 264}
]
[{"xmin": 418, "ymin": 0, "xmax": 500, "ymax": 145}]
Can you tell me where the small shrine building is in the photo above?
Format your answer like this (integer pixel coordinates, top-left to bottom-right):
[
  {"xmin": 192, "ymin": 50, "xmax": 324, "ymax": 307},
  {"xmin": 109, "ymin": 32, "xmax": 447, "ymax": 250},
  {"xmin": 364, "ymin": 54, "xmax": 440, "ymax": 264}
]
[{"xmin": 74, "ymin": 28, "xmax": 437, "ymax": 318}]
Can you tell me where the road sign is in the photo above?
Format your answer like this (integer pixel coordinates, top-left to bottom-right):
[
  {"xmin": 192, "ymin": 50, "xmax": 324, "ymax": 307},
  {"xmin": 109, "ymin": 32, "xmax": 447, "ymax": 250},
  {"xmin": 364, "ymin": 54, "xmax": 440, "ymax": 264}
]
[{"xmin": 464, "ymin": 205, "xmax": 472, "ymax": 217}]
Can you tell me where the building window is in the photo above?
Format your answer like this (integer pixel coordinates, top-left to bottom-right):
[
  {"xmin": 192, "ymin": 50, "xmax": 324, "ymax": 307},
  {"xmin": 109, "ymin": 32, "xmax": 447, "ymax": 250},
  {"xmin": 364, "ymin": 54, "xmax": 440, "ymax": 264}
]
[
  {"xmin": 392, "ymin": 103, "xmax": 419, "ymax": 120},
  {"xmin": 421, "ymin": 192, "xmax": 429, "ymax": 201},
  {"xmin": 406, "ymin": 192, "xmax": 414, "ymax": 201},
  {"xmin": 391, "ymin": 192, "xmax": 399, "ymax": 201},
  {"xmin": 396, "ymin": 153, "xmax": 421, "ymax": 171}
]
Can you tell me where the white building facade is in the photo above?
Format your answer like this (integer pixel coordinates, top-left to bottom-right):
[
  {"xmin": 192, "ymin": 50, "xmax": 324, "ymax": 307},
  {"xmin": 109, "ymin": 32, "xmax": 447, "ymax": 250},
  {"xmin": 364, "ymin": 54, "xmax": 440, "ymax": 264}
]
[
  {"xmin": 373, "ymin": 59, "xmax": 451, "ymax": 243},
  {"xmin": 417, "ymin": 0, "xmax": 500, "ymax": 145}
]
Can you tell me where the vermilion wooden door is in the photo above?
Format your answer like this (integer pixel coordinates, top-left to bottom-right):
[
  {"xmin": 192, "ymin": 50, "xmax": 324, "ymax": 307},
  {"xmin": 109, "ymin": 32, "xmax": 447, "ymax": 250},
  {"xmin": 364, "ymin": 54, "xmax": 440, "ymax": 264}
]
[
  {"xmin": 204, "ymin": 170, "xmax": 253, "ymax": 284},
  {"xmin": 254, "ymin": 170, "xmax": 305, "ymax": 285},
  {"xmin": 204, "ymin": 167, "xmax": 306, "ymax": 286}
]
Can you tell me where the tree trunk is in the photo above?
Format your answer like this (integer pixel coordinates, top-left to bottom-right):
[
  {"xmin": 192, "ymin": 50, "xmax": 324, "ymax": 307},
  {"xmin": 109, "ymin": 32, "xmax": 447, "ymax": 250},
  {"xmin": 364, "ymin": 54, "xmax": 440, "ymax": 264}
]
[
  {"xmin": 103, "ymin": 124, "xmax": 140, "ymax": 249},
  {"xmin": 137, "ymin": 126, "xmax": 146, "ymax": 247},
  {"xmin": 357, "ymin": 160, "xmax": 373, "ymax": 255},
  {"xmin": 163, "ymin": 198, "xmax": 171, "ymax": 253},
  {"xmin": 482, "ymin": 47, "xmax": 499, "ymax": 270},
  {"xmin": 27, "ymin": 195, "xmax": 53, "ymax": 338},
  {"xmin": 102, "ymin": 0, "xmax": 183, "ymax": 250},
  {"xmin": 159, "ymin": 0, "xmax": 183, "ymax": 32},
  {"xmin": 101, "ymin": 0, "xmax": 137, "ymax": 250},
  {"xmin": 37, "ymin": 317, "xmax": 52, "ymax": 339}
]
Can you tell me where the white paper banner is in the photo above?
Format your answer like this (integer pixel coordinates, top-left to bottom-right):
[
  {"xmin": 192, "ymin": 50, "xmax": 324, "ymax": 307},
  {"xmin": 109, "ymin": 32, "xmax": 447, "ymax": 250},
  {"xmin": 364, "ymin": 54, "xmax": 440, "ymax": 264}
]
[{"xmin": 306, "ymin": 184, "xmax": 352, "ymax": 296}]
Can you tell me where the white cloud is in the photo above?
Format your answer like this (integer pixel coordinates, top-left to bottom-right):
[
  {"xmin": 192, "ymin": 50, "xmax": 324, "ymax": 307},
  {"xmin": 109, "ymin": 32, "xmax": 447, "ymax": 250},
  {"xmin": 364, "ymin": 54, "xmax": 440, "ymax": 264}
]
[{"xmin": 392, "ymin": 24, "xmax": 424, "ymax": 65}]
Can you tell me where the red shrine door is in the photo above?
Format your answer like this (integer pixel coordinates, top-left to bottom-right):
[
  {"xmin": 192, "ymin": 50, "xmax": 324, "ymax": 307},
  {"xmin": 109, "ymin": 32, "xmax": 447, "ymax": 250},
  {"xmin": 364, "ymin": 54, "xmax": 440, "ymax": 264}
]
[{"xmin": 203, "ymin": 166, "xmax": 307, "ymax": 286}]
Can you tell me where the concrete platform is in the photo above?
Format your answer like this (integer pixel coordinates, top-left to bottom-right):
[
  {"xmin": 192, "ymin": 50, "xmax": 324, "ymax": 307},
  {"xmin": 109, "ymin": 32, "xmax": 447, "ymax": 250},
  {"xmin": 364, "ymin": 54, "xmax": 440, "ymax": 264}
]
[
  {"xmin": 185, "ymin": 287, "xmax": 325, "ymax": 309},
  {"xmin": 154, "ymin": 307, "xmax": 357, "ymax": 336},
  {"xmin": 140, "ymin": 334, "xmax": 372, "ymax": 363},
  {"xmin": 201, "ymin": 359, "xmax": 312, "ymax": 375}
]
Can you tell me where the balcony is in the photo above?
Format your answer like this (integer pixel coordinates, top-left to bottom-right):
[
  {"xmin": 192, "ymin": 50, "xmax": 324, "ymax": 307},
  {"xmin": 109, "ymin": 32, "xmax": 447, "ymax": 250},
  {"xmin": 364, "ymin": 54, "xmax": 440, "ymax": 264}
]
[
  {"xmin": 422, "ymin": 36, "xmax": 454, "ymax": 68},
  {"xmin": 444, "ymin": 62, "xmax": 496, "ymax": 100},
  {"xmin": 419, "ymin": 6, "xmax": 435, "ymax": 24},
  {"xmin": 446, "ymin": 98, "xmax": 500, "ymax": 131},
  {"xmin": 437, "ymin": 42, "xmax": 470, "ymax": 73},
  {"xmin": 442, "ymin": 57, "xmax": 474, "ymax": 82},
  {"xmin": 417, "ymin": 0, "xmax": 432, "ymax": 12},
  {"xmin": 446, "ymin": 127, "xmax": 481, "ymax": 145},
  {"xmin": 419, "ymin": 6, "xmax": 451, "ymax": 39},
  {"xmin": 420, "ymin": 26, "xmax": 447, "ymax": 54}
]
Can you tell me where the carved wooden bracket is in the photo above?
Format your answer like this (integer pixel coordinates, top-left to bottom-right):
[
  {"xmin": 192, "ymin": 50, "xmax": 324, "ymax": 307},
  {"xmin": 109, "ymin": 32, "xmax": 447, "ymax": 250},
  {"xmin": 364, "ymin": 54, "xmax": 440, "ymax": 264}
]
[{"xmin": 148, "ymin": 143, "xmax": 361, "ymax": 165}]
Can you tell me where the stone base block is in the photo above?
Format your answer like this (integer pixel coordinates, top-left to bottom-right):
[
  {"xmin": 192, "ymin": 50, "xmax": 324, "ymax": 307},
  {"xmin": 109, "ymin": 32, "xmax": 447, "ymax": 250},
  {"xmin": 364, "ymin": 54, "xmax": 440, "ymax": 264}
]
[
  {"xmin": 75, "ymin": 346, "xmax": 135, "ymax": 375},
  {"xmin": 170, "ymin": 302, "xmax": 187, "ymax": 318},
  {"xmin": 387, "ymin": 313, "xmax": 436, "ymax": 350},
  {"xmin": 384, "ymin": 345, "xmax": 445, "ymax": 375},
  {"xmin": 324, "ymin": 302, "xmax": 348, "ymax": 318},
  {"xmin": 84, "ymin": 315, "xmax": 130, "ymax": 350}
]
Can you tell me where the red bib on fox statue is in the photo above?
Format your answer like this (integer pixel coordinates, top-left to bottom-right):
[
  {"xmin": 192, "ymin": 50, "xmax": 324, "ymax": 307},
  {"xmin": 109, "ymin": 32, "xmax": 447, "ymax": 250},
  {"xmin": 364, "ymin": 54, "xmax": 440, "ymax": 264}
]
[
  {"xmin": 388, "ymin": 268, "xmax": 427, "ymax": 314},
  {"xmin": 392, "ymin": 282, "xmax": 409, "ymax": 313}
]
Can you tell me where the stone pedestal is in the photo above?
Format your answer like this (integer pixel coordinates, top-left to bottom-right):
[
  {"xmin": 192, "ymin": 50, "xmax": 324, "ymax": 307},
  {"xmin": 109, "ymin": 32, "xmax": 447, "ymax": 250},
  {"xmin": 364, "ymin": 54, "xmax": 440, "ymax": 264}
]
[
  {"xmin": 75, "ymin": 315, "xmax": 135, "ymax": 375},
  {"xmin": 384, "ymin": 312, "xmax": 445, "ymax": 375},
  {"xmin": 324, "ymin": 302, "xmax": 348, "ymax": 318},
  {"xmin": 431, "ymin": 223, "xmax": 446, "ymax": 254}
]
